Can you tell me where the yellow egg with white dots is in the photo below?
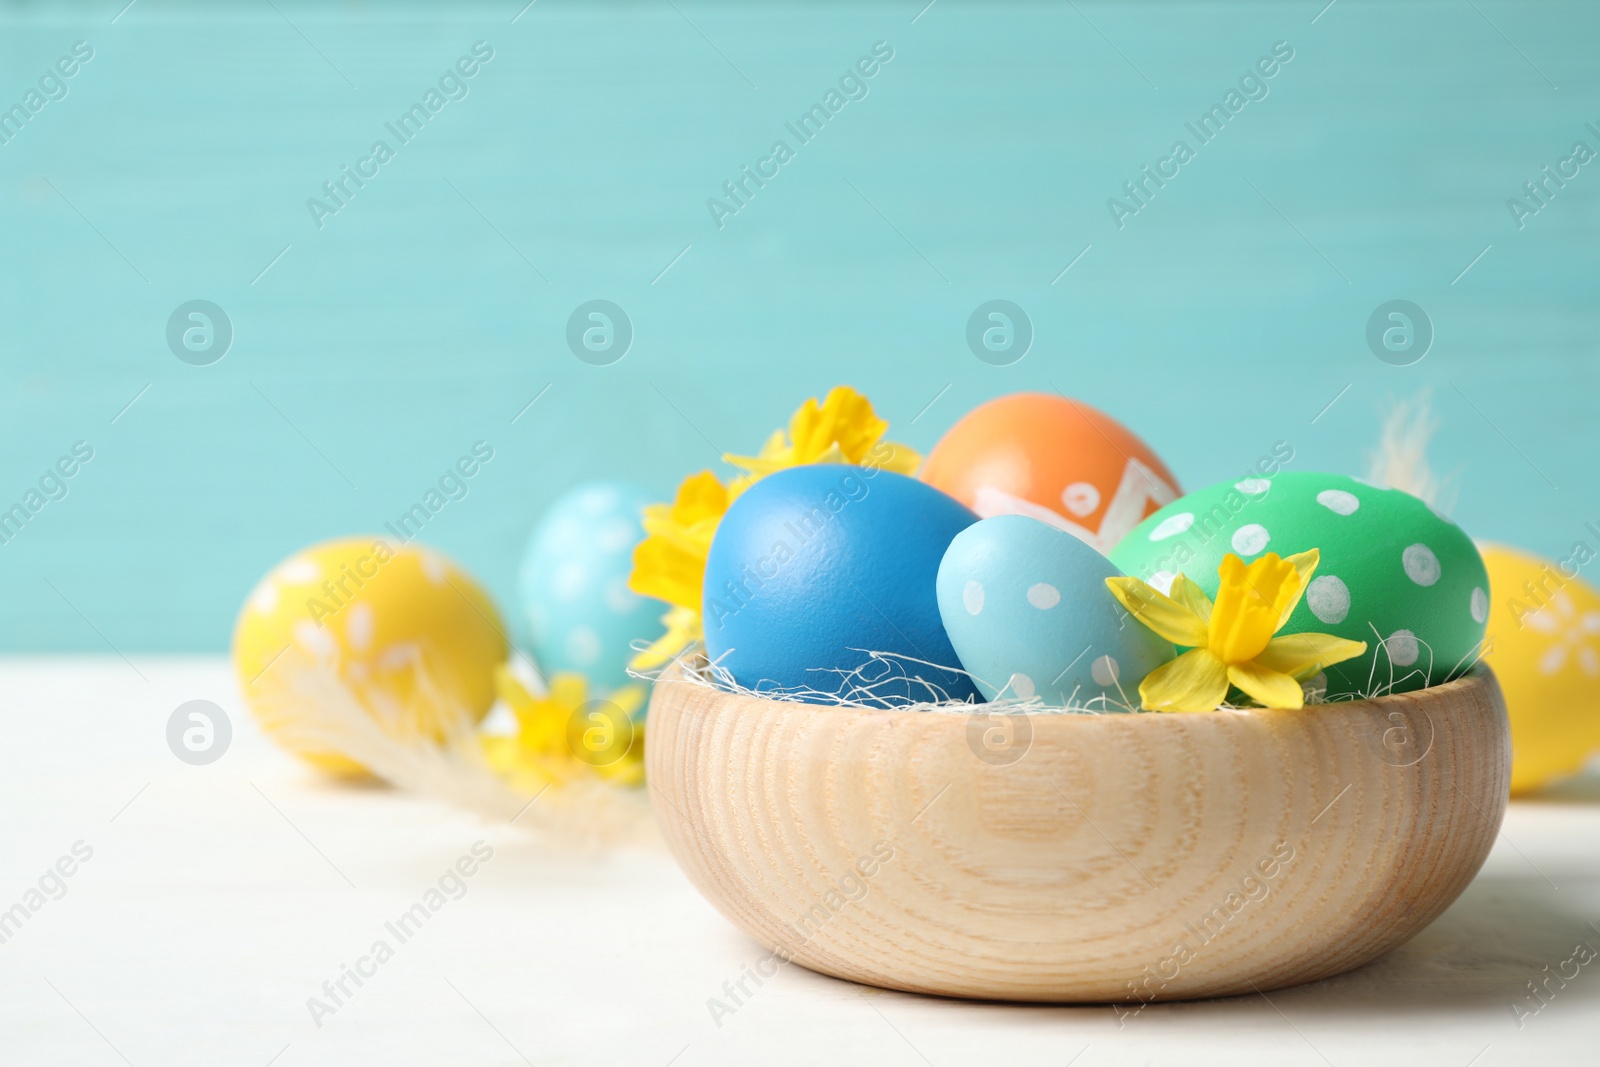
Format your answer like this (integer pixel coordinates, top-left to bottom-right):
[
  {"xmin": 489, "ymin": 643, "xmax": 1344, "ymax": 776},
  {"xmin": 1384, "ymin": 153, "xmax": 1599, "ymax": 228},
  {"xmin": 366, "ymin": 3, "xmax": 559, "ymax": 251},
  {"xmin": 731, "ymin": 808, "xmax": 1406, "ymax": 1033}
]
[
  {"xmin": 232, "ymin": 537, "xmax": 508, "ymax": 775},
  {"xmin": 1480, "ymin": 542, "xmax": 1600, "ymax": 794}
]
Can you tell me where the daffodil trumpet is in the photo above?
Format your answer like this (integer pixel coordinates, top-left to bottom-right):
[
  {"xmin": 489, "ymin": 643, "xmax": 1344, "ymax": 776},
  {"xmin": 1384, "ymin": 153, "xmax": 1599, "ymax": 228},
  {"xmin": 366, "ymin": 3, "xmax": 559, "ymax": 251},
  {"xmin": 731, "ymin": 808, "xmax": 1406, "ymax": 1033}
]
[{"xmin": 1106, "ymin": 549, "xmax": 1367, "ymax": 712}]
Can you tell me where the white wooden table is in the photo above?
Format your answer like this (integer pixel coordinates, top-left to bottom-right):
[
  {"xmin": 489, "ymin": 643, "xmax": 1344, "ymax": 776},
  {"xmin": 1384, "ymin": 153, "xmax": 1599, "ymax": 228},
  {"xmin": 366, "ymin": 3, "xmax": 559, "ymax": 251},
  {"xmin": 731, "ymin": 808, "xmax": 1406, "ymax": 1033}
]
[{"xmin": 2, "ymin": 658, "xmax": 1596, "ymax": 1066}]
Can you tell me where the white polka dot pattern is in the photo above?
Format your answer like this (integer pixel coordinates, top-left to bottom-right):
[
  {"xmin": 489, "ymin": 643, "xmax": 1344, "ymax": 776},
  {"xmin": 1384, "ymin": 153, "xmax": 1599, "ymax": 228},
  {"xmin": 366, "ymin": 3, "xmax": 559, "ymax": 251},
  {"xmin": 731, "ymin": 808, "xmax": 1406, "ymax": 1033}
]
[
  {"xmin": 1027, "ymin": 583, "xmax": 1060, "ymax": 609},
  {"xmin": 1384, "ymin": 629, "xmax": 1420, "ymax": 667},
  {"xmin": 1307, "ymin": 575, "xmax": 1351, "ymax": 624},
  {"xmin": 1403, "ymin": 544, "xmax": 1441, "ymax": 586},
  {"xmin": 1148, "ymin": 513, "xmax": 1195, "ymax": 541},
  {"xmin": 1316, "ymin": 489, "xmax": 1360, "ymax": 516},
  {"xmin": 1232, "ymin": 524, "xmax": 1270, "ymax": 556}
]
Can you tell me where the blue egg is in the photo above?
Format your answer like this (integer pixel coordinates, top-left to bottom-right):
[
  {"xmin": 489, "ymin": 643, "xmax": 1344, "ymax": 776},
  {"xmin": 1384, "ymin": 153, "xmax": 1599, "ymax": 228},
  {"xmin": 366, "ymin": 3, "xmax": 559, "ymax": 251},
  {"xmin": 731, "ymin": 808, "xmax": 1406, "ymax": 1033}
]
[
  {"xmin": 937, "ymin": 515, "xmax": 1174, "ymax": 707},
  {"xmin": 703, "ymin": 466, "xmax": 980, "ymax": 706},
  {"xmin": 518, "ymin": 482, "xmax": 663, "ymax": 694}
]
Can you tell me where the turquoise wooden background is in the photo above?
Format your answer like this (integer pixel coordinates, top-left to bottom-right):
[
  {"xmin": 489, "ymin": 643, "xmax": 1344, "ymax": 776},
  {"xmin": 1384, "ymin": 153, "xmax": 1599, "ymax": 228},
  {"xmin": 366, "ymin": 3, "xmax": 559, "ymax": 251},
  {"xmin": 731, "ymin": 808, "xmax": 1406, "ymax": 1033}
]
[{"xmin": 2, "ymin": 0, "xmax": 1596, "ymax": 652}]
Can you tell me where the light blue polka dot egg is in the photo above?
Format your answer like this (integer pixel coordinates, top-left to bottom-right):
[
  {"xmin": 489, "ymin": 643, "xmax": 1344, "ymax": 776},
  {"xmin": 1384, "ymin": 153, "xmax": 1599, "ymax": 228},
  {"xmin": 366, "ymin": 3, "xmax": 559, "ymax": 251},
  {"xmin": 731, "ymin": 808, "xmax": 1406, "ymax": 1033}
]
[
  {"xmin": 517, "ymin": 482, "xmax": 664, "ymax": 695},
  {"xmin": 937, "ymin": 515, "xmax": 1174, "ymax": 707}
]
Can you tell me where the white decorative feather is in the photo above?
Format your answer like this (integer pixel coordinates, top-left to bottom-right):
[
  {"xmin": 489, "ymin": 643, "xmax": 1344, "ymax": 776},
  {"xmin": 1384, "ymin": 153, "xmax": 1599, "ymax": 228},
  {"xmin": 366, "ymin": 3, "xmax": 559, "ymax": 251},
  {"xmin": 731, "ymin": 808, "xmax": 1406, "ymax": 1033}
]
[
  {"xmin": 250, "ymin": 646, "xmax": 654, "ymax": 847},
  {"xmin": 1366, "ymin": 389, "xmax": 1457, "ymax": 513}
]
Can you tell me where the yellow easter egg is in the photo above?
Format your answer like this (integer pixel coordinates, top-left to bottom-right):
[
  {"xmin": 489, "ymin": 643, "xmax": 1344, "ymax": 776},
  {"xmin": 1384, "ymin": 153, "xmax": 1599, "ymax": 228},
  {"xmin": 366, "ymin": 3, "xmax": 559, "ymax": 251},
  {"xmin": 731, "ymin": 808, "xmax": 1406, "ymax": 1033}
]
[
  {"xmin": 1480, "ymin": 542, "xmax": 1600, "ymax": 794},
  {"xmin": 233, "ymin": 537, "xmax": 508, "ymax": 775}
]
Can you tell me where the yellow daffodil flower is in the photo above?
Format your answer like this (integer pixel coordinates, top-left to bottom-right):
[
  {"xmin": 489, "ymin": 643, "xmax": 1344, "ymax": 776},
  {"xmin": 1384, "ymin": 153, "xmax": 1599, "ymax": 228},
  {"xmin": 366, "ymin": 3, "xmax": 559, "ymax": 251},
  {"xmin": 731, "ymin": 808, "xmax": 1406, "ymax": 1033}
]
[
  {"xmin": 1105, "ymin": 550, "xmax": 1367, "ymax": 712},
  {"xmin": 484, "ymin": 669, "xmax": 646, "ymax": 788},
  {"xmin": 725, "ymin": 386, "xmax": 922, "ymax": 479},
  {"xmin": 627, "ymin": 386, "xmax": 918, "ymax": 668},
  {"xmin": 628, "ymin": 470, "xmax": 731, "ymax": 661}
]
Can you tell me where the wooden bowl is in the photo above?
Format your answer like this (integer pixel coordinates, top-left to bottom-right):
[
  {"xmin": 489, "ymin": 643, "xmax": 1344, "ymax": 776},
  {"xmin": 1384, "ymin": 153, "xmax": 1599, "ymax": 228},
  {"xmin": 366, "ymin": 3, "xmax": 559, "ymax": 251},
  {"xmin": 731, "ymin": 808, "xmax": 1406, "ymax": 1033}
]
[{"xmin": 646, "ymin": 666, "xmax": 1510, "ymax": 1002}]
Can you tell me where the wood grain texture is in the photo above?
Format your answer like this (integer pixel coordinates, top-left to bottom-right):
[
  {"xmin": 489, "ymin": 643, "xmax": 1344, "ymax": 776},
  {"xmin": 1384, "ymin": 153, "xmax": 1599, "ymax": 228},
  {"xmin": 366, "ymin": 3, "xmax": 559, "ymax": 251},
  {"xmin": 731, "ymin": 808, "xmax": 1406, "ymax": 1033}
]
[{"xmin": 647, "ymin": 667, "xmax": 1511, "ymax": 1002}]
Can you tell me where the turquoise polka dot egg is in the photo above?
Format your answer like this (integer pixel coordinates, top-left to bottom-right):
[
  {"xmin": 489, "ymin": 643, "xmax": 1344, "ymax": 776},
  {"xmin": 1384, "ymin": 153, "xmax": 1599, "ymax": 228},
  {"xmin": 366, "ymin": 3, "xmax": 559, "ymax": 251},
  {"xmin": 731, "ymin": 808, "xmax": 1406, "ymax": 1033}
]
[
  {"xmin": 1108, "ymin": 471, "xmax": 1489, "ymax": 700},
  {"xmin": 937, "ymin": 515, "xmax": 1174, "ymax": 707},
  {"xmin": 517, "ymin": 482, "xmax": 663, "ymax": 695}
]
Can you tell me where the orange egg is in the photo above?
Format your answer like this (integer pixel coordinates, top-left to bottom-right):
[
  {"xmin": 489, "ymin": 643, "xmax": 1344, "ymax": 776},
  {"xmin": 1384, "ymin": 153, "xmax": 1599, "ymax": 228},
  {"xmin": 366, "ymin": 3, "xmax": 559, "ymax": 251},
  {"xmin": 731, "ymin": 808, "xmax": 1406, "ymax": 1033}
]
[{"xmin": 920, "ymin": 393, "xmax": 1180, "ymax": 553}]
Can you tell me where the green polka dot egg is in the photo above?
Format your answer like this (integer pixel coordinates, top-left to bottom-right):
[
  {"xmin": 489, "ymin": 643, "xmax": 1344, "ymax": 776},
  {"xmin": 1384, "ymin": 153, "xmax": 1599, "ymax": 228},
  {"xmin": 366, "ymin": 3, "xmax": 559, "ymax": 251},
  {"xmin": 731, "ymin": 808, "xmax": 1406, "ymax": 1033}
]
[{"xmin": 1108, "ymin": 471, "xmax": 1488, "ymax": 700}]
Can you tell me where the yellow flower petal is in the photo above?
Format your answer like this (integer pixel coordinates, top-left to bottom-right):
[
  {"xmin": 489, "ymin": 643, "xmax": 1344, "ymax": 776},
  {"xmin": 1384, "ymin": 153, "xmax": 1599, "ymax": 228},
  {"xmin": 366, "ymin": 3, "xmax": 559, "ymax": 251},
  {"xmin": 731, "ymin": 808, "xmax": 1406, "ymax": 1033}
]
[
  {"xmin": 1276, "ymin": 549, "xmax": 1320, "ymax": 626},
  {"xmin": 628, "ymin": 537, "xmax": 699, "ymax": 612},
  {"xmin": 628, "ymin": 470, "xmax": 730, "ymax": 611},
  {"xmin": 486, "ymin": 672, "xmax": 648, "ymax": 790},
  {"xmin": 628, "ymin": 605, "xmax": 702, "ymax": 671},
  {"xmin": 548, "ymin": 673, "xmax": 588, "ymax": 711},
  {"xmin": 1256, "ymin": 634, "xmax": 1368, "ymax": 679},
  {"xmin": 795, "ymin": 386, "xmax": 887, "ymax": 464},
  {"xmin": 608, "ymin": 684, "xmax": 646, "ymax": 719},
  {"xmin": 494, "ymin": 663, "xmax": 528, "ymax": 703},
  {"xmin": 594, "ymin": 753, "xmax": 645, "ymax": 787},
  {"xmin": 1140, "ymin": 648, "xmax": 1230, "ymax": 712},
  {"xmin": 1227, "ymin": 660, "xmax": 1305, "ymax": 709},
  {"xmin": 1106, "ymin": 576, "xmax": 1209, "ymax": 647},
  {"xmin": 1210, "ymin": 553, "xmax": 1302, "ymax": 663},
  {"xmin": 751, "ymin": 429, "xmax": 789, "ymax": 463},
  {"xmin": 1169, "ymin": 573, "xmax": 1214, "ymax": 623},
  {"xmin": 870, "ymin": 440, "xmax": 922, "ymax": 476},
  {"xmin": 724, "ymin": 387, "xmax": 921, "ymax": 477},
  {"xmin": 647, "ymin": 469, "xmax": 730, "ymax": 530}
]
